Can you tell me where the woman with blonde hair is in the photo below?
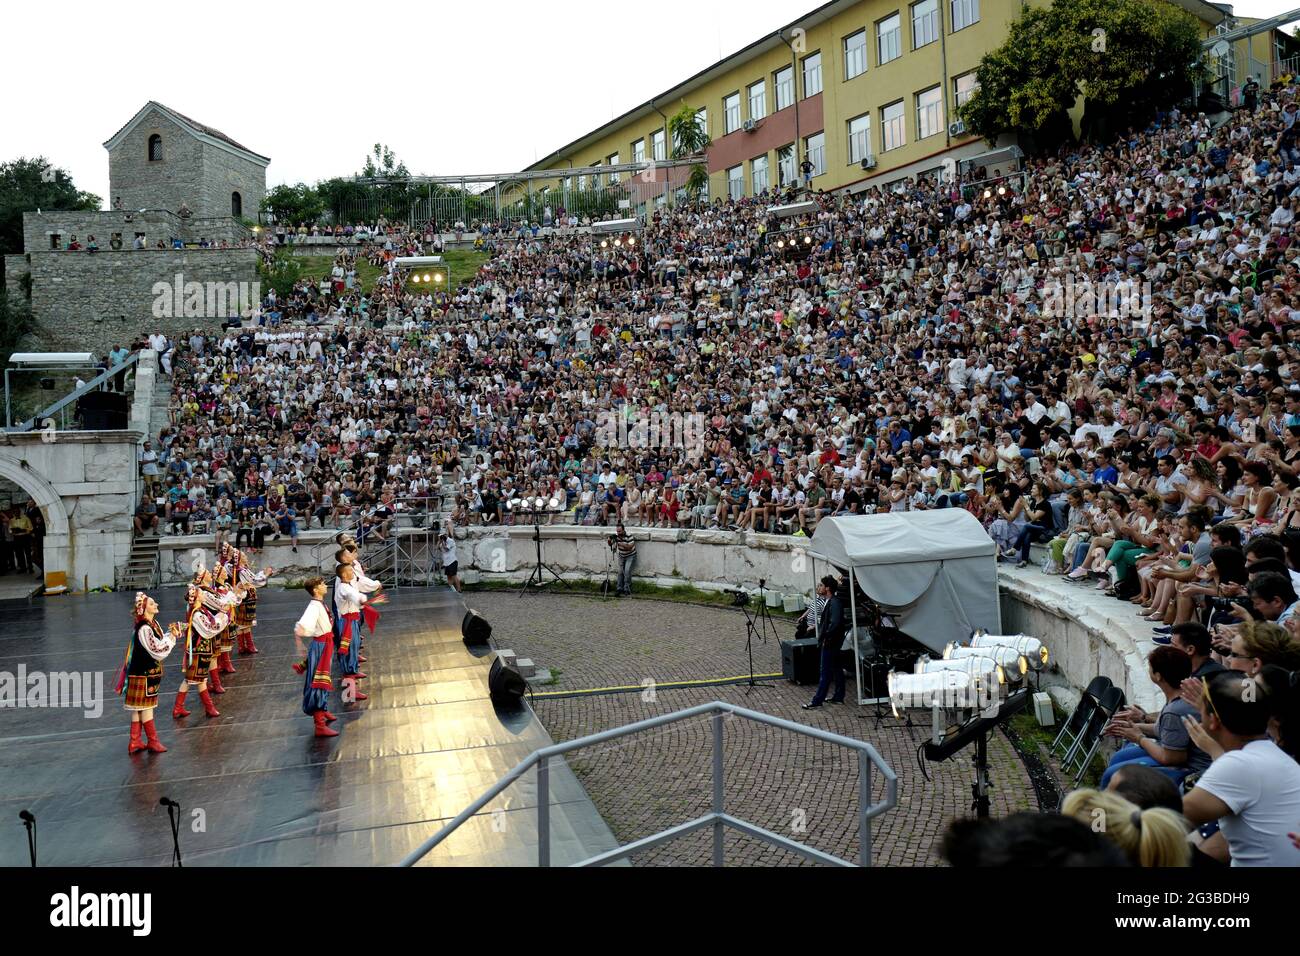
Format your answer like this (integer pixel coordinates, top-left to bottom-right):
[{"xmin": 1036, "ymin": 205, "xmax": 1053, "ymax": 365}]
[{"xmin": 1061, "ymin": 789, "xmax": 1190, "ymax": 867}]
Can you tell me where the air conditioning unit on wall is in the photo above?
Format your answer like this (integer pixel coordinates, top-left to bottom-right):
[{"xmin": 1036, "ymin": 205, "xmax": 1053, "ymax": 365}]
[
  {"xmin": 949, "ymin": 120, "xmax": 967, "ymax": 137},
  {"xmin": 742, "ymin": 119, "xmax": 758, "ymax": 133},
  {"xmin": 860, "ymin": 155, "xmax": 878, "ymax": 170}
]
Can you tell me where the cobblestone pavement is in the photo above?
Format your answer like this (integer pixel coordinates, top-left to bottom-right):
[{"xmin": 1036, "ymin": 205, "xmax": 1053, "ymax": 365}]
[{"xmin": 470, "ymin": 591, "xmax": 1038, "ymax": 866}]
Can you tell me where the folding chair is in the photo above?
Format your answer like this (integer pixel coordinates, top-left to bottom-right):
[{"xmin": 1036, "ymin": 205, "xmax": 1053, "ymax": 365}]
[
  {"xmin": 1064, "ymin": 685, "xmax": 1126, "ymax": 785},
  {"xmin": 1051, "ymin": 675, "xmax": 1112, "ymax": 759}
]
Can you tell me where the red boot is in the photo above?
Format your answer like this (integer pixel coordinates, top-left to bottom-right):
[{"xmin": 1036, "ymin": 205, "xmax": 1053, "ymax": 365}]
[
  {"xmin": 358, "ymin": 655, "xmax": 368, "ymax": 664},
  {"xmin": 143, "ymin": 719, "xmax": 167, "ymax": 753},
  {"xmin": 219, "ymin": 652, "xmax": 235, "ymax": 674},
  {"xmin": 313, "ymin": 712, "xmax": 339, "ymax": 738},
  {"xmin": 322, "ymin": 711, "xmax": 338, "ymax": 723},
  {"xmin": 348, "ymin": 672, "xmax": 367, "ymax": 681},
  {"xmin": 244, "ymin": 633, "xmax": 259, "ymax": 655},
  {"xmin": 128, "ymin": 722, "xmax": 146, "ymax": 754},
  {"xmin": 199, "ymin": 689, "xmax": 220, "ymax": 718},
  {"xmin": 209, "ymin": 668, "xmax": 226, "ymax": 695},
  {"xmin": 172, "ymin": 689, "xmax": 191, "ymax": 719}
]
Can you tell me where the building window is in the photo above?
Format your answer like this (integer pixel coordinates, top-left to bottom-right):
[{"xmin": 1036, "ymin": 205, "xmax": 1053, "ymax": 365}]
[
  {"xmin": 752, "ymin": 155, "xmax": 770, "ymax": 194},
  {"xmin": 802, "ymin": 52, "xmax": 823, "ymax": 97},
  {"xmin": 727, "ymin": 165, "xmax": 745, "ymax": 200},
  {"xmin": 651, "ymin": 129, "xmax": 667, "ymax": 162},
  {"xmin": 881, "ymin": 100, "xmax": 906, "ymax": 151},
  {"xmin": 724, "ymin": 92, "xmax": 742, "ymax": 134},
  {"xmin": 848, "ymin": 114, "xmax": 872, "ymax": 164},
  {"xmin": 951, "ymin": 0, "xmax": 979, "ymax": 31},
  {"xmin": 632, "ymin": 138, "xmax": 646, "ymax": 164},
  {"xmin": 805, "ymin": 132, "xmax": 826, "ymax": 178},
  {"xmin": 607, "ymin": 153, "xmax": 621, "ymax": 184},
  {"xmin": 877, "ymin": 14, "xmax": 901, "ymax": 65},
  {"xmin": 778, "ymin": 144, "xmax": 796, "ymax": 186},
  {"xmin": 148, "ymin": 134, "xmax": 163, "ymax": 162},
  {"xmin": 953, "ymin": 71, "xmax": 979, "ymax": 108},
  {"xmin": 748, "ymin": 80, "xmax": 767, "ymax": 122},
  {"xmin": 775, "ymin": 66, "xmax": 794, "ymax": 111},
  {"xmin": 231, "ymin": 192, "xmax": 242, "ymax": 217},
  {"xmin": 845, "ymin": 30, "xmax": 868, "ymax": 80},
  {"xmin": 49, "ymin": 233, "xmax": 61, "ymax": 250},
  {"xmin": 916, "ymin": 86, "xmax": 944, "ymax": 139},
  {"xmin": 912, "ymin": 0, "xmax": 939, "ymax": 49},
  {"xmin": 696, "ymin": 108, "xmax": 708, "ymax": 140}
]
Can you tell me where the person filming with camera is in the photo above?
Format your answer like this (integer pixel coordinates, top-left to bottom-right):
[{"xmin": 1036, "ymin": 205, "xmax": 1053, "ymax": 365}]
[{"xmin": 803, "ymin": 575, "xmax": 847, "ymax": 709}]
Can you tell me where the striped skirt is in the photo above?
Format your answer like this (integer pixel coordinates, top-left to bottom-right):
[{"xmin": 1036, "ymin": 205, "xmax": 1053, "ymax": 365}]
[{"xmin": 124, "ymin": 663, "xmax": 164, "ymax": 711}]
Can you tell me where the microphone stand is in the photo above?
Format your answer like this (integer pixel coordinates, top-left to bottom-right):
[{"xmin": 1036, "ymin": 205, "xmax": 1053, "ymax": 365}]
[
  {"xmin": 19, "ymin": 812, "xmax": 35, "ymax": 867},
  {"xmin": 161, "ymin": 800, "xmax": 183, "ymax": 867}
]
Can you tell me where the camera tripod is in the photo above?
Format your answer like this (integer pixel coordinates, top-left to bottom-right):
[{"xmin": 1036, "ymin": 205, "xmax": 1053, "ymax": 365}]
[{"xmin": 600, "ymin": 541, "xmax": 615, "ymax": 600}]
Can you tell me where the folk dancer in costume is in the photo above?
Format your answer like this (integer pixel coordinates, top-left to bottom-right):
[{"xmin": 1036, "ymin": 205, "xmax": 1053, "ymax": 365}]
[
  {"xmin": 206, "ymin": 560, "xmax": 241, "ymax": 694},
  {"xmin": 172, "ymin": 569, "xmax": 235, "ymax": 720},
  {"xmin": 119, "ymin": 592, "xmax": 181, "ymax": 754},
  {"xmin": 333, "ymin": 563, "xmax": 382, "ymax": 701},
  {"xmin": 223, "ymin": 543, "xmax": 272, "ymax": 659},
  {"xmin": 335, "ymin": 542, "xmax": 381, "ymax": 665},
  {"xmin": 291, "ymin": 576, "xmax": 340, "ymax": 738}
]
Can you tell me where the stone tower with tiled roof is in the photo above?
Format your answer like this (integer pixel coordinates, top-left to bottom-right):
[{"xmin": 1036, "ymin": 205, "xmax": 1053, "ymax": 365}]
[{"xmin": 103, "ymin": 101, "xmax": 269, "ymax": 222}]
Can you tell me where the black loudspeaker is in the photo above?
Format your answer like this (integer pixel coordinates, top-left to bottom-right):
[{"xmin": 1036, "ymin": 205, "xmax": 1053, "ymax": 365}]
[
  {"xmin": 77, "ymin": 390, "xmax": 128, "ymax": 430},
  {"xmin": 781, "ymin": 638, "xmax": 820, "ymax": 685},
  {"xmin": 488, "ymin": 656, "xmax": 527, "ymax": 708},
  {"xmin": 462, "ymin": 609, "xmax": 491, "ymax": 645}
]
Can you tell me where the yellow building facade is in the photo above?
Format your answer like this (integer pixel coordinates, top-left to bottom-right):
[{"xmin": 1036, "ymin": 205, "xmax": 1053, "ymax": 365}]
[{"xmin": 528, "ymin": 0, "xmax": 1297, "ymax": 204}]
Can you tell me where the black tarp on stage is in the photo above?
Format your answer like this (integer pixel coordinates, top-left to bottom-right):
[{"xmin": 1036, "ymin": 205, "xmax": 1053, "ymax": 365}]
[{"xmin": 0, "ymin": 586, "xmax": 619, "ymax": 866}]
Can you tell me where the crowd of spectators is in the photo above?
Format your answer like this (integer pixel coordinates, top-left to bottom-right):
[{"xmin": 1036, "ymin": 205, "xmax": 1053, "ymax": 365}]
[{"xmin": 121, "ymin": 76, "xmax": 1300, "ymax": 867}]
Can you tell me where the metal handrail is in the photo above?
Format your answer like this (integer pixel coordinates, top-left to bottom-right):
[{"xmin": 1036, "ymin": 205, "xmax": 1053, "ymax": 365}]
[
  {"xmin": 398, "ymin": 700, "xmax": 898, "ymax": 868},
  {"xmin": 8, "ymin": 352, "xmax": 141, "ymax": 432}
]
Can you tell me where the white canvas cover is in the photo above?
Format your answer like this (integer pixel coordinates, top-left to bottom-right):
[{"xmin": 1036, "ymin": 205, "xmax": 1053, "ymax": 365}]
[{"xmin": 808, "ymin": 510, "xmax": 1002, "ymax": 654}]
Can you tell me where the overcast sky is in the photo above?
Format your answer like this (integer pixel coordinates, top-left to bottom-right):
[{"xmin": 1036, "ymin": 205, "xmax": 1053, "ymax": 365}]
[{"xmin": 1, "ymin": 0, "xmax": 1294, "ymax": 206}]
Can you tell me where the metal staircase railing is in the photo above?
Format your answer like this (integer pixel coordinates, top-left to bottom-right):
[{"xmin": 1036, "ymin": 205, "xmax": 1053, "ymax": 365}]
[{"xmin": 398, "ymin": 700, "xmax": 898, "ymax": 868}]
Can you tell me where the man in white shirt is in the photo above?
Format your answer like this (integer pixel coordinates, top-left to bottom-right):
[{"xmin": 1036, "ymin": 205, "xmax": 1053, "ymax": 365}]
[{"xmin": 1182, "ymin": 671, "xmax": 1300, "ymax": 866}]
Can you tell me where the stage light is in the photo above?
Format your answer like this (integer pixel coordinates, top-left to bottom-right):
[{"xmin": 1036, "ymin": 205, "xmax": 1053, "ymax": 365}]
[
  {"xmin": 970, "ymin": 631, "xmax": 1048, "ymax": 670},
  {"xmin": 887, "ymin": 670, "xmax": 974, "ymax": 718},
  {"xmin": 434, "ymin": 273, "xmax": 445, "ymax": 284},
  {"xmin": 548, "ymin": 496, "xmax": 561, "ymax": 510},
  {"xmin": 601, "ymin": 239, "xmax": 609, "ymax": 248},
  {"xmin": 804, "ymin": 236, "xmax": 812, "ymax": 245},
  {"xmin": 411, "ymin": 274, "xmax": 421, "ymax": 283},
  {"xmin": 945, "ymin": 642, "xmax": 1027, "ymax": 679},
  {"xmin": 423, "ymin": 273, "xmax": 432, "ymax": 282},
  {"xmin": 983, "ymin": 189, "xmax": 992, "ymax": 199},
  {"xmin": 777, "ymin": 240, "xmax": 785, "ymax": 249},
  {"xmin": 916, "ymin": 655, "xmax": 1005, "ymax": 687},
  {"xmin": 534, "ymin": 497, "xmax": 545, "ymax": 510},
  {"xmin": 997, "ymin": 185, "xmax": 1006, "ymax": 196},
  {"xmin": 614, "ymin": 238, "xmax": 622, "ymax": 247}
]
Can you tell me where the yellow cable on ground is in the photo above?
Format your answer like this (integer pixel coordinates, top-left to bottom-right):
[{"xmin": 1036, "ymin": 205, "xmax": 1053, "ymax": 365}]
[{"xmin": 532, "ymin": 673, "xmax": 786, "ymax": 699}]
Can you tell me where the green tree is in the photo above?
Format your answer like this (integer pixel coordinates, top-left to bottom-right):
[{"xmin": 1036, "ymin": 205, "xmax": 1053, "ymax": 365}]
[
  {"xmin": 958, "ymin": 0, "xmax": 1203, "ymax": 146},
  {"xmin": 668, "ymin": 103, "xmax": 712, "ymax": 198},
  {"xmin": 260, "ymin": 183, "xmax": 325, "ymax": 226},
  {"xmin": 359, "ymin": 144, "xmax": 410, "ymax": 180},
  {"xmin": 0, "ymin": 156, "xmax": 101, "ymax": 261},
  {"xmin": 258, "ymin": 249, "xmax": 303, "ymax": 299}
]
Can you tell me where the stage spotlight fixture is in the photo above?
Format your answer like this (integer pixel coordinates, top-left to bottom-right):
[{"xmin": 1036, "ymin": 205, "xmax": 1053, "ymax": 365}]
[
  {"xmin": 969, "ymin": 630, "xmax": 1048, "ymax": 671},
  {"xmin": 548, "ymin": 496, "xmax": 561, "ymax": 510},
  {"xmin": 915, "ymin": 654, "xmax": 1005, "ymax": 687},
  {"xmin": 435, "ymin": 273, "xmax": 444, "ymax": 284},
  {"xmin": 804, "ymin": 235, "xmax": 812, "ymax": 245},
  {"xmin": 983, "ymin": 189, "xmax": 992, "ymax": 199},
  {"xmin": 777, "ymin": 239, "xmax": 785, "ymax": 249},
  {"xmin": 628, "ymin": 237, "xmax": 636, "ymax": 246},
  {"xmin": 601, "ymin": 239, "xmax": 609, "ymax": 248},
  {"xmin": 423, "ymin": 273, "xmax": 432, "ymax": 282},
  {"xmin": 997, "ymin": 185, "xmax": 1007, "ymax": 196},
  {"xmin": 410, "ymin": 274, "xmax": 421, "ymax": 283},
  {"xmin": 944, "ymin": 642, "xmax": 1027, "ymax": 679},
  {"xmin": 887, "ymin": 669, "xmax": 973, "ymax": 717}
]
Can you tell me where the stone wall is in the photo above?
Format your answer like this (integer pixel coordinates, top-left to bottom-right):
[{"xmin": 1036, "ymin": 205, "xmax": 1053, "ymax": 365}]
[
  {"xmin": 201, "ymin": 144, "xmax": 266, "ymax": 223},
  {"xmin": 107, "ymin": 106, "xmax": 266, "ymax": 221},
  {"xmin": 24, "ymin": 247, "xmax": 260, "ymax": 354},
  {"xmin": 22, "ymin": 210, "xmax": 248, "ymax": 251},
  {"xmin": 108, "ymin": 108, "xmax": 205, "ymax": 218},
  {"xmin": 0, "ymin": 430, "xmax": 142, "ymax": 591}
]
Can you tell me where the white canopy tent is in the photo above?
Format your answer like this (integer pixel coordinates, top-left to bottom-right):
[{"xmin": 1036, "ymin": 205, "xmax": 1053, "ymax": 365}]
[{"xmin": 808, "ymin": 511, "xmax": 1002, "ymax": 704}]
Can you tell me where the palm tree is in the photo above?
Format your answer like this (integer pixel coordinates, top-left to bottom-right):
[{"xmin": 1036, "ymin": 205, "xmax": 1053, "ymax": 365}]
[{"xmin": 668, "ymin": 103, "xmax": 712, "ymax": 198}]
